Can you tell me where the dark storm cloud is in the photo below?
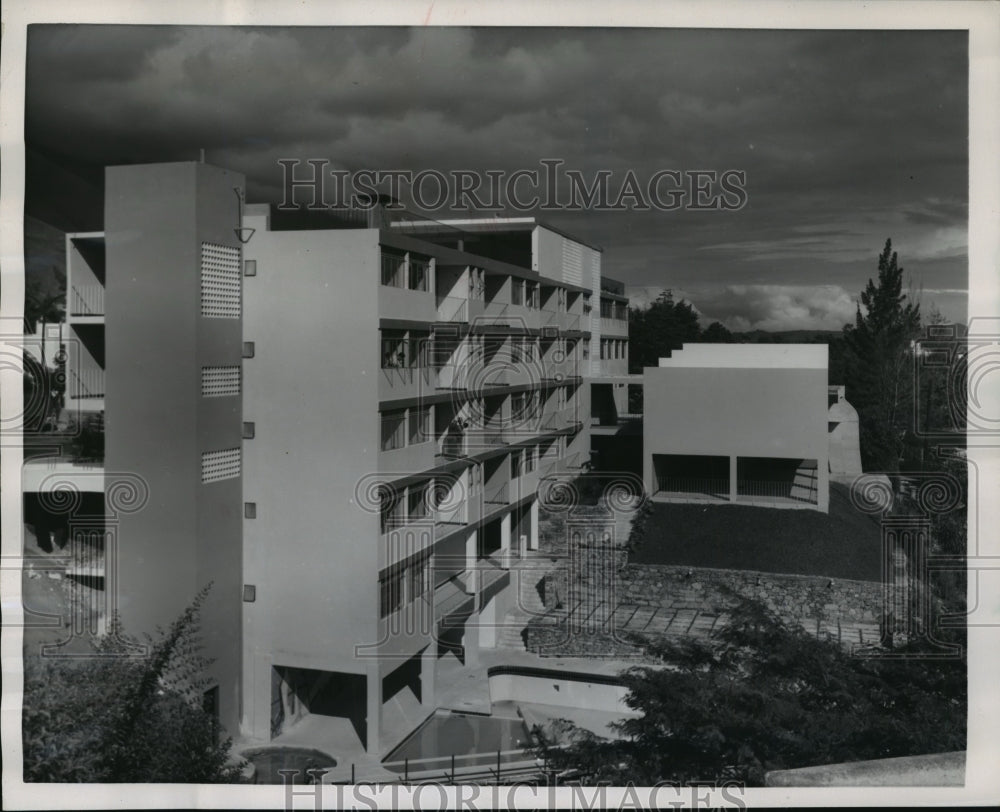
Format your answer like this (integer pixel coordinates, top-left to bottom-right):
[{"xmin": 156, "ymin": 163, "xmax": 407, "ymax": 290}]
[{"xmin": 24, "ymin": 25, "xmax": 968, "ymax": 327}]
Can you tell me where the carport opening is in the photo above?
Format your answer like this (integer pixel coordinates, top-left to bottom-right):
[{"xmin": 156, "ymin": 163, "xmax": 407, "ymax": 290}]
[
  {"xmin": 271, "ymin": 667, "xmax": 367, "ymax": 748},
  {"xmin": 652, "ymin": 454, "xmax": 728, "ymax": 498},
  {"xmin": 736, "ymin": 457, "xmax": 818, "ymax": 504}
]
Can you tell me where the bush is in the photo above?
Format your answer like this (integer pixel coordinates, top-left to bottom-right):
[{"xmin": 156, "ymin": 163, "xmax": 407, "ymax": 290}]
[
  {"xmin": 534, "ymin": 598, "xmax": 965, "ymax": 785},
  {"xmin": 22, "ymin": 585, "xmax": 245, "ymax": 783}
]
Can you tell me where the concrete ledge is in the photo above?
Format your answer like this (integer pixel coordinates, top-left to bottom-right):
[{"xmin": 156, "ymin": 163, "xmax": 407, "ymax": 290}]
[{"xmin": 764, "ymin": 751, "xmax": 965, "ymax": 787}]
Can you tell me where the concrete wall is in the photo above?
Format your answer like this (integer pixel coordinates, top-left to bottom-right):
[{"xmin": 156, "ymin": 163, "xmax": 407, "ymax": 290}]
[
  {"xmin": 643, "ymin": 346, "xmax": 829, "ymax": 510},
  {"xmin": 105, "ymin": 161, "xmax": 245, "ymax": 732},
  {"xmin": 240, "ymin": 219, "xmax": 381, "ymax": 742}
]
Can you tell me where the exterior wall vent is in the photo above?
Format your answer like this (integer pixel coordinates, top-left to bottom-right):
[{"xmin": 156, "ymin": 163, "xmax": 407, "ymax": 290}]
[
  {"xmin": 201, "ymin": 365, "xmax": 241, "ymax": 397},
  {"xmin": 200, "ymin": 242, "xmax": 241, "ymax": 318},
  {"xmin": 201, "ymin": 447, "xmax": 241, "ymax": 483}
]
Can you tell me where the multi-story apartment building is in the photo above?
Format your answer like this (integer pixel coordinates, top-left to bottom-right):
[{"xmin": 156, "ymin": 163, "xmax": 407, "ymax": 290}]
[{"xmin": 25, "ymin": 160, "xmax": 624, "ymax": 758}]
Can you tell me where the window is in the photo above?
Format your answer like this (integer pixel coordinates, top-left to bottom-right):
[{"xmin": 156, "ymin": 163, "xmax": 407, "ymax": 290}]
[
  {"xmin": 407, "ymin": 556, "xmax": 429, "ymax": 602},
  {"xmin": 408, "ymin": 484, "xmax": 428, "ymax": 522},
  {"xmin": 381, "ymin": 251, "xmax": 405, "ymax": 287},
  {"xmin": 469, "ymin": 463, "xmax": 482, "ymax": 494},
  {"xmin": 381, "ymin": 410, "xmax": 406, "ymax": 451},
  {"xmin": 244, "ymin": 259, "xmax": 257, "ymax": 277},
  {"xmin": 511, "ymin": 280, "xmax": 524, "ymax": 306},
  {"xmin": 244, "ymin": 502, "xmax": 257, "ymax": 519},
  {"xmin": 409, "ymin": 256, "xmax": 430, "ymax": 291},
  {"xmin": 511, "ymin": 392, "xmax": 527, "ymax": 422},
  {"xmin": 380, "ymin": 571, "xmax": 403, "ymax": 618},
  {"xmin": 409, "ymin": 332, "xmax": 429, "ymax": 368},
  {"xmin": 380, "ymin": 488, "xmax": 400, "ymax": 534},
  {"xmin": 242, "ymin": 421, "xmax": 255, "ymax": 440},
  {"xmin": 381, "ymin": 331, "xmax": 407, "ymax": 369},
  {"xmin": 242, "ymin": 341, "xmax": 255, "ymax": 359},
  {"xmin": 409, "ymin": 407, "xmax": 431, "ymax": 445}
]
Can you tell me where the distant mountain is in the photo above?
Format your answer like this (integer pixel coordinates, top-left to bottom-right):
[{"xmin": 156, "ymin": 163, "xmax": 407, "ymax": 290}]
[{"xmin": 731, "ymin": 329, "xmax": 844, "ymax": 343}]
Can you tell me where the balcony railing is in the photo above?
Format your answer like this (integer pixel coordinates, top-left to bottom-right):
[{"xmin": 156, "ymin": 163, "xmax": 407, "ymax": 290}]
[
  {"xmin": 436, "ymin": 432, "xmax": 466, "ymax": 460},
  {"xmin": 436, "ymin": 294, "xmax": 468, "ymax": 322},
  {"xmin": 68, "ymin": 367, "xmax": 105, "ymax": 399},
  {"xmin": 563, "ymin": 314, "xmax": 581, "ymax": 331},
  {"xmin": 70, "ymin": 284, "xmax": 104, "ymax": 317},
  {"xmin": 482, "ymin": 426, "xmax": 507, "ymax": 446},
  {"xmin": 484, "ymin": 482, "xmax": 509, "ymax": 506}
]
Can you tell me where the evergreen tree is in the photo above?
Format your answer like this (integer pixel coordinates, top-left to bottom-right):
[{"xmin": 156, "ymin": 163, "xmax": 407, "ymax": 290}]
[
  {"xmin": 842, "ymin": 239, "xmax": 921, "ymax": 471},
  {"xmin": 628, "ymin": 290, "xmax": 702, "ymax": 373}
]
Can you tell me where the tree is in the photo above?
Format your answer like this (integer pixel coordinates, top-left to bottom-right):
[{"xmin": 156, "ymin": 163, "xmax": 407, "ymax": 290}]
[
  {"xmin": 25, "ymin": 265, "xmax": 66, "ymax": 334},
  {"xmin": 22, "ymin": 585, "xmax": 245, "ymax": 783},
  {"xmin": 842, "ymin": 239, "xmax": 922, "ymax": 471},
  {"xmin": 534, "ymin": 598, "xmax": 965, "ymax": 786},
  {"xmin": 699, "ymin": 321, "xmax": 735, "ymax": 343},
  {"xmin": 628, "ymin": 291, "xmax": 702, "ymax": 372}
]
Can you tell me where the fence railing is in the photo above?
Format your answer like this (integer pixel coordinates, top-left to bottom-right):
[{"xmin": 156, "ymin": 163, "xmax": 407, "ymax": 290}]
[
  {"xmin": 68, "ymin": 366, "xmax": 104, "ymax": 398},
  {"xmin": 435, "ymin": 294, "xmax": 468, "ymax": 322},
  {"xmin": 655, "ymin": 476, "xmax": 729, "ymax": 498},
  {"xmin": 736, "ymin": 478, "xmax": 813, "ymax": 502},
  {"xmin": 482, "ymin": 427, "xmax": 506, "ymax": 447},
  {"xmin": 70, "ymin": 284, "xmax": 104, "ymax": 317}
]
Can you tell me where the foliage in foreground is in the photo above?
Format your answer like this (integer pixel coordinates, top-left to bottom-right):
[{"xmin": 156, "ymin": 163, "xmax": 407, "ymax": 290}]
[
  {"xmin": 23, "ymin": 585, "xmax": 244, "ymax": 783},
  {"xmin": 535, "ymin": 599, "xmax": 965, "ymax": 786}
]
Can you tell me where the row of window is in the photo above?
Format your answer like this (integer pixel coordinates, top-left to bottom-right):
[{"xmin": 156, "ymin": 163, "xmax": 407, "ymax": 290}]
[
  {"xmin": 381, "ymin": 331, "xmax": 581, "ymax": 371},
  {"xmin": 381, "ymin": 251, "xmax": 431, "ymax": 291},
  {"xmin": 379, "ymin": 249, "xmax": 592, "ymax": 316},
  {"xmin": 600, "ymin": 339, "xmax": 628, "ymax": 361},
  {"xmin": 379, "ymin": 553, "xmax": 431, "ymax": 619},
  {"xmin": 380, "ymin": 438, "xmax": 564, "ymax": 534},
  {"xmin": 599, "ymin": 299, "xmax": 629, "ymax": 321},
  {"xmin": 381, "ymin": 406, "xmax": 433, "ymax": 451}
]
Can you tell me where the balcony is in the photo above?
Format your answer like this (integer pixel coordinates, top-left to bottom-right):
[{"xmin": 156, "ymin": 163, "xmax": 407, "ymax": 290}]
[
  {"xmin": 483, "ymin": 482, "xmax": 509, "ymax": 510},
  {"xmin": 70, "ymin": 284, "xmax": 105, "ymax": 319},
  {"xmin": 379, "ymin": 365, "xmax": 433, "ymax": 402},
  {"xmin": 436, "ymin": 294, "xmax": 469, "ymax": 323},
  {"xmin": 436, "ymin": 430, "xmax": 467, "ymax": 462},
  {"xmin": 68, "ymin": 367, "xmax": 105, "ymax": 400}
]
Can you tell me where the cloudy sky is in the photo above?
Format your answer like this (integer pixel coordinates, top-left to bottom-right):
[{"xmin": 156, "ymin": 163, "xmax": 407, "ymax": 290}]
[{"xmin": 25, "ymin": 25, "xmax": 968, "ymax": 330}]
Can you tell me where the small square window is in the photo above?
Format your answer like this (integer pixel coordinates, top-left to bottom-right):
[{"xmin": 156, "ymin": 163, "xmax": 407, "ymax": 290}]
[
  {"xmin": 243, "ymin": 584, "xmax": 256, "ymax": 602},
  {"xmin": 245, "ymin": 502, "xmax": 257, "ymax": 519},
  {"xmin": 243, "ymin": 421, "xmax": 255, "ymax": 440},
  {"xmin": 244, "ymin": 259, "xmax": 257, "ymax": 277},
  {"xmin": 242, "ymin": 341, "xmax": 255, "ymax": 359}
]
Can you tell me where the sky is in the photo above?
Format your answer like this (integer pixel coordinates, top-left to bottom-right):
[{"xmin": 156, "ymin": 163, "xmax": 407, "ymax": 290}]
[{"xmin": 24, "ymin": 25, "xmax": 969, "ymax": 331}]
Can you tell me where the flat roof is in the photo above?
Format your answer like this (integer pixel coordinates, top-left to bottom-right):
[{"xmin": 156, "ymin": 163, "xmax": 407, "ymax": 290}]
[
  {"xmin": 392, "ymin": 216, "xmax": 603, "ymax": 254},
  {"xmin": 656, "ymin": 343, "xmax": 828, "ymax": 370}
]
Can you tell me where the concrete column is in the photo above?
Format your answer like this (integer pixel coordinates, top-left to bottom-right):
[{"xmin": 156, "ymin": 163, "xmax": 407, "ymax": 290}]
[
  {"xmin": 529, "ymin": 499, "xmax": 540, "ymax": 552},
  {"xmin": 500, "ymin": 512, "xmax": 512, "ymax": 569},
  {"xmin": 729, "ymin": 455, "xmax": 738, "ymax": 503},
  {"xmin": 465, "ymin": 529, "xmax": 479, "ymax": 594},
  {"xmin": 365, "ymin": 668, "xmax": 381, "ymax": 756},
  {"xmin": 817, "ymin": 462, "xmax": 830, "ymax": 513},
  {"xmin": 420, "ymin": 645, "xmax": 436, "ymax": 709}
]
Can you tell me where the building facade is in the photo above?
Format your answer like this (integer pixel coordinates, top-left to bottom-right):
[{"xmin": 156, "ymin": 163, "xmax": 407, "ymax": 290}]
[
  {"xmin": 643, "ymin": 344, "xmax": 831, "ymax": 512},
  {"xmin": 30, "ymin": 160, "xmax": 625, "ymax": 757}
]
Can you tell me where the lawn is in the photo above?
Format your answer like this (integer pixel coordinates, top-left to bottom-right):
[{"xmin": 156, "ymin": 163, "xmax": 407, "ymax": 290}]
[{"xmin": 628, "ymin": 482, "xmax": 883, "ymax": 581}]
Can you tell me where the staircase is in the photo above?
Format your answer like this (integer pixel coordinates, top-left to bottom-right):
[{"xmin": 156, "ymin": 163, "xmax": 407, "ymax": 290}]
[{"xmin": 496, "ymin": 556, "xmax": 551, "ymax": 651}]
